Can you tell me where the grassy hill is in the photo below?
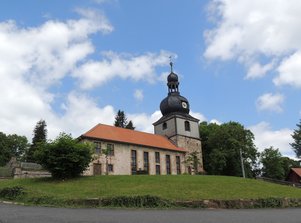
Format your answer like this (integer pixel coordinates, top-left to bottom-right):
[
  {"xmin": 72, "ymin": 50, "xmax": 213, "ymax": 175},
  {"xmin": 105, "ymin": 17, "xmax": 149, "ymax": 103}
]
[{"xmin": 1, "ymin": 175, "xmax": 301, "ymax": 208}]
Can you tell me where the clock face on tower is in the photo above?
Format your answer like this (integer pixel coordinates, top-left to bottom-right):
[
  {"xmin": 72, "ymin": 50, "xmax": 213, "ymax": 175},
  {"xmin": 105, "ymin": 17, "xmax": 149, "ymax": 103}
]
[{"xmin": 181, "ymin": 101, "xmax": 187, "ymax": 109}]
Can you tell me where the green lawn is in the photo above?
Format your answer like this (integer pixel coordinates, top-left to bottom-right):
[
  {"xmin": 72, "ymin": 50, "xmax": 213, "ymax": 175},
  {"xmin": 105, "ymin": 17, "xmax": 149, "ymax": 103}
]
[{"xmin": 1, "ymin": 175, "xmax": 301, "ymax": 201}]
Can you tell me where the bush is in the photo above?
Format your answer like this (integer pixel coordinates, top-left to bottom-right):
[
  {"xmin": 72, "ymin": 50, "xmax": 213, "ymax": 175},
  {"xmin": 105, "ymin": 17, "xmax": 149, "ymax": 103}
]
[
  {"xmin": 34, "ymin": 133, "xmax": 93, "ymax": 179},
  {"xmin": 0, "ymin": 186, "xmax": 25, "ymax": 199},
  {"xmin": 253, "ymin": 198, "xmax": 283, "ymax": 208},
  {"xmin": 100, "ymin": 195, "xmax": 171, "ymax": 208}
]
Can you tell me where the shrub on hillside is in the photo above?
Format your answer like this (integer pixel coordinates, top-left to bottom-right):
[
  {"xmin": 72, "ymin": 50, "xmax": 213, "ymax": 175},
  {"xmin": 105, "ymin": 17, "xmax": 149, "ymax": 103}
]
[
  {"xmin": 0, "ymin": 186, "xmax": 25, "ymax": 199},
  {"xmin": 34, "ymin": 133, "xmax": 93, "ymax": 179},
  {"xmin": 100, "ymin": 195, "xmax": 171, "ymax": 208}
]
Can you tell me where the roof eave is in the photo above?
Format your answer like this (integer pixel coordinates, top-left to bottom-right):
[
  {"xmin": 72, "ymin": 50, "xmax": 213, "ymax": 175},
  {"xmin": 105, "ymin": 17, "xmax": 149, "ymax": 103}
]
[{"xmin": 80, "ymin": 135, "xmax": 187, "ymax": 153}]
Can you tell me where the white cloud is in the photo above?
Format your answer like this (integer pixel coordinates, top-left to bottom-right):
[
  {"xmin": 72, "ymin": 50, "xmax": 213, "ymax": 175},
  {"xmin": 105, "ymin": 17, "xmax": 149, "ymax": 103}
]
[
  {"xmin": 73, "ymin": 51, "xmax": 175, "ymax": 89},
  {"xmin": 134, "ymin": 89, "xmax": 144, "ymax": 101},
  {"xmin": 0, "ymin": 9, "xmax": 113, "ymax": 89},
  {"xmin": 246, "ymin": 61, "xmax": 275, "ymax": 79},
  {"xmin": 249, "ymin": 122, "xmax": 294, "ymax": 157},
  {"xmin": 54, "ymin": 92, "xmax": 115, "ymax": 138},
  {"xmin": 128, "ymin": 111, "xmax": 162, "ymax": 133},
  {"xmin": 74, "ymin": 8, "xmax": 113, "ymax": 34},
  {"xmin": 274, "ymin": 51, "xmax": 301, "ymax": 87},
  {"xmin": 256, "ymin": 93, "xmax": 284, "ymax": 113},
  {"xmin": 0, "ymin": 9, "xmax": 179, "ymax": 144},
  {"xmin": 158, "ymin": 71, "xmax": 170, "ymax": 83},
  {"xmin": 209, "ymin": 119, "xmax": 222, "ymax": 125},
  {"xmin": 190, "ymin": 111, "xmax": 207, "ymax": 122},
  {"xmin": 0, "ymin": 10, "xmax": 114, "ymax": 140},
  {"xmin": 205, "ymin": 0, "xmax": 301, "ymax": 84},
  {"xmin": 128, "ymin": 110, "xmax": 207, "ymax": 134},
  {"xmin": 0, "ymin": 76, "xmax": 54, "ymax": 139},
  {"xmin": 205, "ymin": 0, "xmax": 301, "ymax": 59}
]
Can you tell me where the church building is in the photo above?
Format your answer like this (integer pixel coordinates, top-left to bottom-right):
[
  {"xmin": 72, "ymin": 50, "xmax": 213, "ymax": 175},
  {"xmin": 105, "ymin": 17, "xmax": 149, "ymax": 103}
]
[{"xmin": 80, "ymin": 63, "xmax": 203, "ymax": 175}]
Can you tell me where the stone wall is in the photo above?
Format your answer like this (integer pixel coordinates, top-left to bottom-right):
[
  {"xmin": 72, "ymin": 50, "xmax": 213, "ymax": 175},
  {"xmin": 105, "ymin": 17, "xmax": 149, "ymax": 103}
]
[
  {"xmin": 7, "ymin": 158, "xmax": 51, "ymax": 179},
  {"xmin": 13, "ymin": 168, "xmax": 51, "ymax": 179},
  {"xmin": 175, "ymin": 118, "xmax": 199, "ymax": 138},
  {"xmin": 170, "ymin": 135, "xmax": 203, "ymax": 173},
  {"xmin": 154, "ymin": 117, "xmax": 176, "ymax": 137},
  {"xmin": 83, "ymin": 139, "xmax": 186, "ymax": 176}
]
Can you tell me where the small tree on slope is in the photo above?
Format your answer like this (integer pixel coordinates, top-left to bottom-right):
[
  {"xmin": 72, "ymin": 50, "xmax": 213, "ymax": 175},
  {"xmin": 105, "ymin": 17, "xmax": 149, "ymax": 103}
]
[
  {"xmin": 34, "ymin": 133, "xmax": 93, "ymax": 179},
  {"xmin": 291, "ymin": 119, "xmax": 301, "ymax": 159}
]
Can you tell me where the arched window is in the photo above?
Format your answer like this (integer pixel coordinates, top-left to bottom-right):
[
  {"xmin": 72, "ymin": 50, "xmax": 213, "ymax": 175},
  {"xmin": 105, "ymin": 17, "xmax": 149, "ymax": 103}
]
[
  {"xmin": 185, "ymin": 121, "xmax": 190, "ymax": 131},
  {"xmin": 163, "ymin": 122, "xmax": 167, "ymax": 130}
]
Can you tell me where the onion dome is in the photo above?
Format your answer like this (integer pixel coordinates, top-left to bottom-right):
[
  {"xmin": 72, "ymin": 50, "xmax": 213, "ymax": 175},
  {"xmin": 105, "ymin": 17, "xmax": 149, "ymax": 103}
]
[
  {"xmin": 159, "ymin": 62, "xmax": 190, "ymax": 116},
  {"xmin": 160, "ymin": 94, "xmax": 190, "ymax": 116},
  {"xmin": 167, "ymin": 72, "xmax": 178, "ymax": 82}
]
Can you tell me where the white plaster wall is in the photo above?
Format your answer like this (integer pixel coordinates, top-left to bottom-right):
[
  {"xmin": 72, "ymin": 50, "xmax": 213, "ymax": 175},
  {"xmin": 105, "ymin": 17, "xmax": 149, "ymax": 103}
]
[
  {"xmin": 83, "ymin": 139, "xmax": 186, "ymax": 176},
  {"xmin": 176, "ymin": 118, "xmax": 199, "ymax": 138},
  {"xmin": 154, "ymin": 117, "xmax": 176, "ymax": 138}
]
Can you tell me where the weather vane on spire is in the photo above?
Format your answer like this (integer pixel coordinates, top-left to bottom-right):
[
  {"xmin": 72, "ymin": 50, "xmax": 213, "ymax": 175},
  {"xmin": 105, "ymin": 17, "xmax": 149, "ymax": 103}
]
[{"xmin": 169, "ymin": 56, "xmax": 173, "ymax": 73}]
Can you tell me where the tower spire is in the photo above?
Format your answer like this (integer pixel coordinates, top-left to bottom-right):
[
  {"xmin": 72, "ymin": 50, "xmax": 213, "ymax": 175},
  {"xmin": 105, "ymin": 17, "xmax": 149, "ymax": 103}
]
[
  {"xmin": 167, "ymin": 60, "xmax": 179, "ymax": 94},
  {"xmin": 169, "ymin": 56, "xmax": 173, "ymax": 73}
]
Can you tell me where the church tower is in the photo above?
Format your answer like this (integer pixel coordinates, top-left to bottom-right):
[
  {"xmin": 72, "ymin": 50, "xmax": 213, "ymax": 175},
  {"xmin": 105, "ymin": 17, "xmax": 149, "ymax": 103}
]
[{"xmin": 153, "ymin": 62, "xmax": 203, "ymax": 173}]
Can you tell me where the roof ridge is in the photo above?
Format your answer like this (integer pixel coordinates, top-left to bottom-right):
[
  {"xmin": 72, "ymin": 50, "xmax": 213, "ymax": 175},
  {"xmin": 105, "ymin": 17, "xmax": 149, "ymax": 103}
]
[
  {"xmin": 83, "ymin": 123, "xmax": 102, "ymax": 135},
  {"xmin": 98, "ymin": 123, "xmax": 159, "ymax": 136},
  {"xmin": 81, "ymin": 123, "xmax": 186, "ymax": 152}
]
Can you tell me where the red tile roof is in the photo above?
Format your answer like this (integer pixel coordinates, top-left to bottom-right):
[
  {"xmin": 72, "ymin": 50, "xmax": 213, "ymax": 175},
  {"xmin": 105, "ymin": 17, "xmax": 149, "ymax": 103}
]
[
  {"xmin": 81, "ymin": 124, "xmax": 186, "ymax": 153},
  {"xmin": 292, "ymin": 168, "xmax": 301, "ymax": 177}
]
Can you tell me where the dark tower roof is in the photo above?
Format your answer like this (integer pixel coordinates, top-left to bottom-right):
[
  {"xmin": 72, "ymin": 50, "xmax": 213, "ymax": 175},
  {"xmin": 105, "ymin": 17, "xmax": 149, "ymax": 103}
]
[
  {"xmin": 160, "ymin": 62, "xmax": 190, "ymax": 116},
  {"xmin": 167, "ymin": 72, "xmax": 178, "ymax": 82}
]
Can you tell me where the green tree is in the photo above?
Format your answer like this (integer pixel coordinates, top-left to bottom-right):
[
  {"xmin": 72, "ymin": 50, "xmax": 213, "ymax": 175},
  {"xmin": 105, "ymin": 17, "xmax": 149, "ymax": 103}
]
[
  {"xmin": 27, "ymin": 120, "xmax": 47, "ymax": 162},
  {"xmin": 184, "ymin": 151, "xmax": 202, "ymax": 174},
  {"xmin": 102, "ymin": 146, "xmax": 113, "ymax": 175},
  {"xmin": 7, "ymin": 134, "xmax": 29, "ymax": 161},
  {"xmin": 114, "ymin": 110, "xmax": 127, "ymax": 128},
  {"xmin": 0, "ymin": 132, "xmax": 29, "ymax": 166},
  {"xmin": 114, "ymin": 110, "xmax": 135, "ymax": 130},
  {"xmin": 200, "ymin": 121, "xmax": 259, "ymax": 177},
  {"xmin": 34, "ymin": 133, "xmax": 93, "ymax": 179},
  {"xmin": 199, "ymin": 122, "xmax": 220, "ymax": 174},
  {"xmin": 280, "ymin": 156, "xmax": 300, "ymax": 178},
  {"xmin": 0, "ymin": 132, "xmax": 10, "ymax": 166},
  {"xmin": 260, "ymin": 147, "xmax": 285, "ymax": 180},
  {"xmin": 125, "ymin": 120, "xmax": 135, "ymax": 130},
  {"xmin": 291, "ymin": 119, "xmax": 301, "ymax": 158}
]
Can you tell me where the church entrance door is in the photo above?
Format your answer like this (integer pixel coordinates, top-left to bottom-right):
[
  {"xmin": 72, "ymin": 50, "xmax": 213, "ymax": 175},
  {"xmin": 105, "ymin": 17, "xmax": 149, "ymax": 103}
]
[{"xmin": 93, "ymin": 163, "xmax": 102, "ymax": 175}]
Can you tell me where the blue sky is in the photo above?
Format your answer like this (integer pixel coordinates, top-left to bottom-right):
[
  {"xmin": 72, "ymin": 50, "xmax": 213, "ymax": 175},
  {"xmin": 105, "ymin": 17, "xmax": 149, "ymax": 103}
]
[{"xmin": 1, "ymin": 0, "xmax": 301, "ymax": 158}]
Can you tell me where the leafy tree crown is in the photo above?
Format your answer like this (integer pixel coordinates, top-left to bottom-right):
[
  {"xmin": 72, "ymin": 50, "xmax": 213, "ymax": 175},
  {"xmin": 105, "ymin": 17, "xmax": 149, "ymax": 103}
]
[{"xmin": 34, "ymin": 133, "xmax": 93, "ymax": 179}]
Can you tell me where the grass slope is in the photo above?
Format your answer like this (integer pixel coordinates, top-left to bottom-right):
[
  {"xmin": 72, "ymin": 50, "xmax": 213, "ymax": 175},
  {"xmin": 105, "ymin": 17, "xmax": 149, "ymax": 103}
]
[{"xmin": 1, "ymin": 175, "xmax": 301, "ymax": 201}]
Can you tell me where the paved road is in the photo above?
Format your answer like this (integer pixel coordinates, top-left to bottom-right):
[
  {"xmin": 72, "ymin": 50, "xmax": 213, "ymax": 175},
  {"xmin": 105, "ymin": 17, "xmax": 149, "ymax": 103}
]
[{"xmin": 1, "ymin": 203, "xmax": 301, "ymax": 223}]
